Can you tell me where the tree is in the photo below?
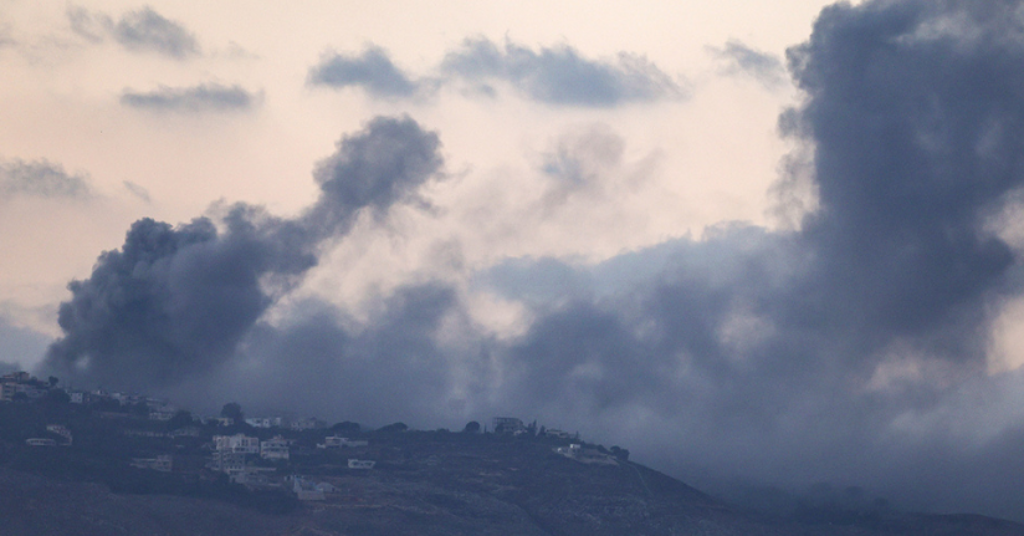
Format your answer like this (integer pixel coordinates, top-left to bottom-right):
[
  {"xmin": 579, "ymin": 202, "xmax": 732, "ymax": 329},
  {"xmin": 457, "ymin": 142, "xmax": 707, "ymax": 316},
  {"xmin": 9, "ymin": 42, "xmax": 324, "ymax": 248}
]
[
  {"xmin": 378, "ymin": 422, "xmax": 408, "ymax": 433},
  {"xmin": 331, "ymin": 421, "xmax": 361, "ymax": 434},
  {"xmin": 43, "ymin": 388, "xmax": 70, "ymax": 405},
  {"xmin": 220, "ymin": 402, "xmax": 244, "ymax": 423},
  {"xmin": 128, "ymin": 401, "xmax": 149, "ymax": 417},
  {"xmin": 167, "ymin": 410, "xmax": 194, "ymax": 429},
  {"xmin": 462, "ymin": 421, "xmax": 481, "ymax": 433},
  {"xmin": 47, "ymin": 376, "xmax": 59, "ymax": 387}
]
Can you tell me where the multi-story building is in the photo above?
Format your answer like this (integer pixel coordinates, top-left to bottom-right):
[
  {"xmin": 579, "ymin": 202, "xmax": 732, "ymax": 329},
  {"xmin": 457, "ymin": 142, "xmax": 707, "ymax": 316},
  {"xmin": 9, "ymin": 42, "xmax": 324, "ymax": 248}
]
[
  {"xmin": 213, "ymin": 434, "xmax": 260, "ymax": 454},
  {"xmin": 260, "ymin": 436, "xmax": 291, "ymax": 460},
  {"xmin": 208, "ymin": 451, "xmax": 246, "ymax": 474}
]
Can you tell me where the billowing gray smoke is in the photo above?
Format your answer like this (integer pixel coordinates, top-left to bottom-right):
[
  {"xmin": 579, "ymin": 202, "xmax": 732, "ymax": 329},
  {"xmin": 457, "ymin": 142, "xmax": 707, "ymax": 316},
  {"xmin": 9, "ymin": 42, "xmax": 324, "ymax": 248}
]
[
  {"xmin": 473, "ymin": 0, "xmax": 1024, "ymax": 520},
  {"xmin": 36, "ymin": 0, "xmax": 1024, "ymax": 523},
  {"xmin": 42, "ymin": 116, "xmax": 441, "ymax": 389}
]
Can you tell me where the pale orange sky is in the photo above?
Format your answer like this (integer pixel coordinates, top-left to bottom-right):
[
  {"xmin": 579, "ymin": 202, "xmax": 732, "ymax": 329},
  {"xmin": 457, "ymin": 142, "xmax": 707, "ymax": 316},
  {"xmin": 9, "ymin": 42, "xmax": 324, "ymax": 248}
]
[{"xmin": 0, "ymin": 0, "xmax": 839, "ymax": 346}]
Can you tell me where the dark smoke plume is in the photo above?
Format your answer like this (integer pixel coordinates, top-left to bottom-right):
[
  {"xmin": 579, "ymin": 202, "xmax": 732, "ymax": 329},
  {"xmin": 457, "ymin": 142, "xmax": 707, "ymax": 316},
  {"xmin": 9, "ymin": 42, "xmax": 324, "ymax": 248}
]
[
  {"xmin": 35, "ymin": 0, "xmax": 1024, "ymax": 524},
  {"xmin": 467, "ymin": 0, "xmax": 1024, "ymax": 520},
  {"xmin": 42, "ymin": 116, "xmax": 441, "ymax": 390}
]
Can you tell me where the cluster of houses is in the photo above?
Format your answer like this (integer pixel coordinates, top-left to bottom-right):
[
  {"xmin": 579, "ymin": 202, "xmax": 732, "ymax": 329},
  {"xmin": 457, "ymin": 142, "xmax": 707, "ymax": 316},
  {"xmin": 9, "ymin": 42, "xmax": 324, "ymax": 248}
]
[
  {"xmin": 4, "ymin": 371, "xmax": 611, "ymax": 500},
  {"xmin": 491, "ymin": 417, "xmax": 575, "ymax": 440},
  {"xmin": 3, "ymin": 372, "xmax": 336, "ymax": 432},
  {"xmin": 1, "ymin": 371, "xmax": 52, "ymax": 402},
  {"xmin": 2, "ymin": 371, "xmax": 183, "ymax": 419},
  {"xmin": 205, "ymin": 432, "xmax": 375, "ymax": 495}
]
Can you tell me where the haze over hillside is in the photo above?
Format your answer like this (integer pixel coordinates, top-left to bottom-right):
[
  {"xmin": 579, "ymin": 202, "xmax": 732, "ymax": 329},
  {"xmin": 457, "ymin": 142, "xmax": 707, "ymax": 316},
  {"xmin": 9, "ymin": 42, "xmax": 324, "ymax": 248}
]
[{"xmin": 3, "ymin": 379, "xmax": 1024, "ymax": 536}]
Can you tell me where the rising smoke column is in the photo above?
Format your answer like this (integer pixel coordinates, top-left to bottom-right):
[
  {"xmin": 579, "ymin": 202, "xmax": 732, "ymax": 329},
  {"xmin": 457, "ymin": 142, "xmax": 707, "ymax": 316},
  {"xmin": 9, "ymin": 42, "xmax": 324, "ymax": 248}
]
[
  {"xmin": 42, "ymin": 116, "xmax": 442, "ymax": 390},
  {"xmin": 469, "ymin": 0, "xmax": 1024, "ymax": 519},
  {"xmin": 35, "ymin": 0, "xmax": 1024, "ymax": 522}
]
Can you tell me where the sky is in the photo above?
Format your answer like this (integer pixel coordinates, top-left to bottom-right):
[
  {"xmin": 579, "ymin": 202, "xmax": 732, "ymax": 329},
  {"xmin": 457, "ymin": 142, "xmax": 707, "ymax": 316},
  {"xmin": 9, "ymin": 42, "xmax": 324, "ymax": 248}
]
[{"xmin": 6, "ymin": 0, "xmax": 1024, "ymax": 522}]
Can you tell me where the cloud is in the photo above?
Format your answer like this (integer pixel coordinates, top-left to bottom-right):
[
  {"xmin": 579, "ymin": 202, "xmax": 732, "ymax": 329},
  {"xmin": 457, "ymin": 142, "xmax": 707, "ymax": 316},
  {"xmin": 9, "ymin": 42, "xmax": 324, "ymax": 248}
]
[
  {"xmin": 0, "ymin": 24, "xmax": 15, "ymax": 49},
  {"xmin": 441, "ymin": 38, "xmax": 685, "ymax": 106},
  {"xmin": 111, "ymin": 6, "xmax": 199, "ymax": 58},
  {"xmin": 709, "ymin": 39, "xmax": 786, "ymax": 89},
  {"xmin": 67, "ymin": 6, "xmax": 107, "ymax": 43},
  {"xmin": 307, "ymin": 46, "xmax": 422, "ymax": 98},
  {"xmin": 41, "ymin": 116, "xmax": 443, "ymax": 390},
  {"xmin": 538, "ymin": 125, "xmax": 628, "ymax": 208},
  {"xmin": 120, "ymin": 84, "xmax": 259, "ymax": 113},
  {"xmin": 67, "ymin": 5, "xmax": 199, "ymax": 59},
  {"xmin": 0, "ymin": 158, "xmax": 93, "ymax": 200},
  {"xmin": 308, "ymin": 38, "xmax": 685, "ymax": 107},
  {"xmin": 123, "ymin": 181, "xmax": 151, "ymax": 202}
]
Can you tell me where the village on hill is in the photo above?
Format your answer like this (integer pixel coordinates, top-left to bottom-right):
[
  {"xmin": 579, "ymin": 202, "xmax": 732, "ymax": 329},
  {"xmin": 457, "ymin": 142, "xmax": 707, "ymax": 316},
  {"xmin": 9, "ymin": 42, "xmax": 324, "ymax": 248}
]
[{"xmin": 0, "ymin": 370, "xmax": 628, "ymax": 507}]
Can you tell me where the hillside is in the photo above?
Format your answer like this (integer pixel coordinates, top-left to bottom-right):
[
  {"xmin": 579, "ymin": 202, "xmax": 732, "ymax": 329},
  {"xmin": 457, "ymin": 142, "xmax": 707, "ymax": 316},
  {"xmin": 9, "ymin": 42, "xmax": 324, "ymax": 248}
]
[
  {"xmin": 3, "ymin": 429, "xmax": 1024, "ymax": 535},
  {"xmin": 2, "ymin": 377, "xmax": 1024, "ymax": 535}
]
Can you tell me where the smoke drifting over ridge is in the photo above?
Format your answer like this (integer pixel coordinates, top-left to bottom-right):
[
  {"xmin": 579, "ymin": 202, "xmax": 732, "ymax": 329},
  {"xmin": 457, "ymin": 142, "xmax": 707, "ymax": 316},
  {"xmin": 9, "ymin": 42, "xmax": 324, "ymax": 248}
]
[
  {"xmin": 34, "ymin": 0, "xmax": 1024, "ymax": 523},
  {"xmin": 475, "ymin": 0, "xmax": 1024, "ymax": 519},
  {"xmin": 42, "ymin": 116, "xmax": 441, "ymax": 389}
]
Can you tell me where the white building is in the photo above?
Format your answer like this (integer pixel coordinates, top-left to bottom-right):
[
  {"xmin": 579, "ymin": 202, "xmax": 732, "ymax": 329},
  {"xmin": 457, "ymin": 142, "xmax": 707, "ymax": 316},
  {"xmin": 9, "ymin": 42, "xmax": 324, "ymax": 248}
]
[
  {"xmin": 319, "ymin": 436, "xmax": 369, "ymax": 449},
  {"xmin": 131, "ymin": 455, "xmax": 173, "ymax": 472},
  {"xmin": 347, "ymin": 459, "xmax": 376, "ymax": 470},
  {"xmin": 149, "ymin": 410, "xmax": 177, "ymax": 421},
  {"xmin": 209, "ymin": 451, "xmax": 246, "ymax": 474},
  {"xmin": 290, "ymin": 475, "xmax": 326, "ymax": 501},
  {"xmin": 214, "ymin": 434, "xmax": 260, "ymax": 454},
  {"xmin": 246, "ymin": 417, "xmax": 283, "ymax": 428},
  {"xmin": 290, "ymin": 417, "xmax": 325, "ymax": 431},
  {"xmin": 260, "ymin": 436, "xmax": 291, "ymax": 460},
  {"xmin": 46, "ymin": 424, "xmax": 73, "ymax": 445},
  {"xmin": 556, "ymin": 444, "xmax": 582, "ymax": 458}
]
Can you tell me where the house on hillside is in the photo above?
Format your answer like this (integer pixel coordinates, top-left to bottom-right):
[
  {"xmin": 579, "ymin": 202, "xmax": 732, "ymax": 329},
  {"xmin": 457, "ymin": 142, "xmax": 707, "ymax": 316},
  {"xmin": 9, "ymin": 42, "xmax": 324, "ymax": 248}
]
[
  {"xmin": 46, "ymin": 424, "xmax": 72, "ymax": 446},
  {"xmin": 347, "ymin": 459, "xmax": 375, "ymax": 470},
  {"xmin": 214, "ymin": 434, "xmax": 260, "ymax": 454},
  {"xmin": 246, "ymin": 417, "xmax": 283, "ymax": 428},
  {"xmin": 260, "ymin": 436, "xmax": 291, "ymax": 461},
  {"xmin": 131, "ymin": 455, "xmax": 173, "ymax": 472},
  {"xmin": 555, "ymin": 444, "xmax": 618, "ymax": 465},
  {"xmin": 0, "ymin": 372, "xmax": 49, "ymax": 402},
  {"xmin": 291, "ymin": 417, "xmax": 326, "ymax": 431},
  {"xmin": 318, "ymin": 436, "xmax": 369, "ymax": 449},
  {"xmin": 209, "ymin": 433, "xmax": 260, "ymax": 473},
  {"xmin": 208, "ymin": 451, "xmax": 246, "ymax": 474},
  {"xmin": 289, "ymin": 475, "xmax": 327, "ymax": 501}
]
